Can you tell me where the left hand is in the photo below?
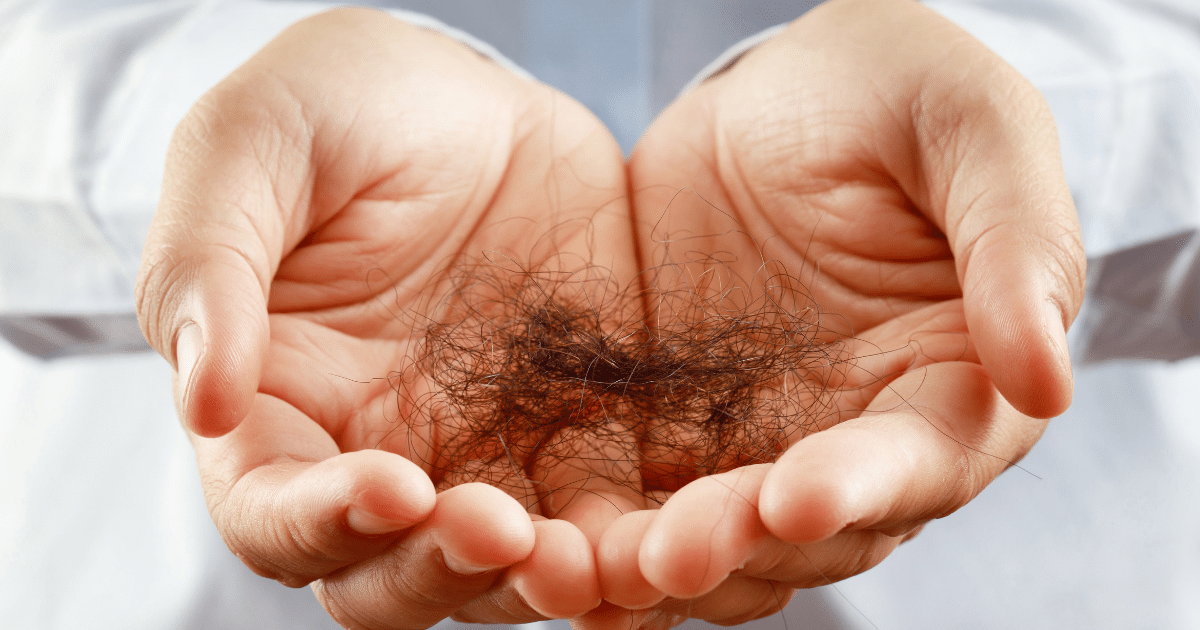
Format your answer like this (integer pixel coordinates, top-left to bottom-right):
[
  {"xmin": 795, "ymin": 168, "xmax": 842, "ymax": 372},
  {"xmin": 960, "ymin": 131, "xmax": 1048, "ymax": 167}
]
[
  {"xmin": 134, "ymin": 10, "xmax": 638, "ymax": 626},
  {"xmin": 580, "ymin": 0, "xmax": 1086, "ymax": 626}
]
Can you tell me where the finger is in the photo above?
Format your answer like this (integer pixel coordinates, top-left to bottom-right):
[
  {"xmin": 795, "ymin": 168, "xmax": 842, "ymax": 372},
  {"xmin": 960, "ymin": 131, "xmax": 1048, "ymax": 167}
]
[
  {"xmin": 760, "ymin": 361, "xmax": 1042, "ymax": 545},
  {"xmin": 919, "ymin": 64, "xmax": 1084, "ymax": 419},
  {"xmin": 632, "ymin": 463, "xmax": 903, "ymax": 594},
  {"xmin": 632, "ymin": 468, "xmax": 902, "ymax": 603},
  {"xmin": 956, "ymin": 220, "xmax": 1083, "ymax": 420},
  {"xmin": 313, "ymin": 483, "xmax": 537, "ymax": 630},
  {"xmin": 194, "ymin": 394, "xmax": 436, "ymax": 586},
  {"xmin": 638, "ymin": 465, "xmax": 772, "ymax": 599},
  {"xmin": 730, "ymin": 529, "xmax": 902, "ymax": 590},
  {"xmin": 596, "ymin": 510, "xmax": 665, "ymax": 609},
  {"xmin": 135, "ymin": 74, "xmax": 304, "ymax": 438},
  {"xmin": 847, "ymin": 0, "xmax": 1086, "ymax": 417},
  {"xmin": 454, "ymin": 518, "xmax": 602, "ymax": 622},
  {"xmin": 136, "ymin": 174, "xmax": 275, "ymax": 437}
]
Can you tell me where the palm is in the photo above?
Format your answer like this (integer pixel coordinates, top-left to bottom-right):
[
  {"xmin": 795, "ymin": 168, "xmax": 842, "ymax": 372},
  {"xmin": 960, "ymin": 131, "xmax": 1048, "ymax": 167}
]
[
  {"xmin": 249, "ymin": 66, "xmax": 635, "ymax": 513},
  {"xmin": 629, "ymin": 69, "xmax": 970, "ymax": 456}
]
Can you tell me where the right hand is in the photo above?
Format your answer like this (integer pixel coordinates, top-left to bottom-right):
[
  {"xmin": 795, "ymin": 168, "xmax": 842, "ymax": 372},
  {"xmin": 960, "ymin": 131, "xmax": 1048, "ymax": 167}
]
[
  {"xmin": 585, "ymin": 0, "xmax": 1085, "ymax": 627},
  {"xmin": 135, "ymin": 9, "xmax": 636, "ymax": 628}
]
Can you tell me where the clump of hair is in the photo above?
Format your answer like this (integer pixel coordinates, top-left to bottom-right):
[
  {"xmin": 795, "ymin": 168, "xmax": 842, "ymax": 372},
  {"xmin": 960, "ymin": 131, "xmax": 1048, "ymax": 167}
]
[{"xmin": 385, "ymin": 211, "xmax": 852, "ymax": 510}]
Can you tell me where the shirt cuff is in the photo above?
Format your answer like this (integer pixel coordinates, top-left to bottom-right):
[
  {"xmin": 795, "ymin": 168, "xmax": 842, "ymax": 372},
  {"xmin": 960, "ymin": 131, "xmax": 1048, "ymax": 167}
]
[{"xmin": 675, "ymin": 23, "xmax": 788, "ymax": 99}]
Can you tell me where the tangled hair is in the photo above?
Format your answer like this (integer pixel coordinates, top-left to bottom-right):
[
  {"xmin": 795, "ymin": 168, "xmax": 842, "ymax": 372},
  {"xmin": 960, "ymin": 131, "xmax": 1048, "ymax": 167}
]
[{"xmin": 384, "ymin": 207, "xmax": 855, "ymax": 510}]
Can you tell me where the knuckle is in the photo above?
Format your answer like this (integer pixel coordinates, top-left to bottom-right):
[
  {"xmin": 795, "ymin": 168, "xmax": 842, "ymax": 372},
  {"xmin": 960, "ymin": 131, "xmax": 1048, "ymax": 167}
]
[
  {"xmin": 210, "ymin": 479, "xmax": 323, "ymax": 587},
  {"xmin": 944, "ymin": 447, "xmax": 982, "ymax": 517},
  {"xmin": 452, "ymin": 587, "xmax": 545, "ymax": 625},
  {"xmin": 713, "ymin": 583, "xmax": 794, "ymax": 626},
  {"xmin": 226, "ymin": 537, "xmax": 310, "ymax": 586},
  {"xmin": 218, "ymin": 515, "xmax": 301, "ymax": 586},
  {"xmin": 385, "ymin": 561, "xmax": 458, "ymax": 614},
  {"xmin": 821, "ymin": 533, "xmax": 895, "ymax": 584}
]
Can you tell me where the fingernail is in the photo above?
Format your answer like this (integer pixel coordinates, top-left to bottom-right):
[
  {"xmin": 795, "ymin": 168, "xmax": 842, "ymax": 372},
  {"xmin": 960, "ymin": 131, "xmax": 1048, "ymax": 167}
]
[
  {"xmin": 346, "ymin": 506, "xmax": 406, "ymax": 535},
  {"xmin": 441, "ymin": 550, "xmax": 500, "ymax": 576},
  {"xmin": 175, "ymin": 322, "xmax": 204, "ymax": 413}
]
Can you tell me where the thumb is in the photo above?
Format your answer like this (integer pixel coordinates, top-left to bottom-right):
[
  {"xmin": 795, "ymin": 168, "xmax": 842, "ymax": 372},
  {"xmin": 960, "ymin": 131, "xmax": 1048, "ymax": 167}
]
[
  {"xmin": 136, "ymin": 90, "xmax": 301, "ymax": 437},
  {"xmin": 136, "ymin": 238, "xmax": 270, "ymax": 438},
  {"xmin": 912, "ymin": 59, "xmax": 1085, "ymax": 419},
  {"xmin": 762, "ymin": 0, "xmax": 1086, "ymax": 418},
  {"xmin": 851, "ymin": 0, "xmax": 1087, "ymax": 418}
]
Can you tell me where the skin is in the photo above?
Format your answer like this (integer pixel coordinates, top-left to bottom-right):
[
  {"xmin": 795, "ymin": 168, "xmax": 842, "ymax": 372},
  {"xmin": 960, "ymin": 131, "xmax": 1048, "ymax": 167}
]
[
  {"xmin": 135, "ymin": 1, "xmax": 1085, "ymax": 628},
  {"xmin": 583, "ymin": 0, "xmax": 1084, "ymax": 627},
  {"xmin": 136, "ymin": 9, "xmax": 625, "ymax": 628}
]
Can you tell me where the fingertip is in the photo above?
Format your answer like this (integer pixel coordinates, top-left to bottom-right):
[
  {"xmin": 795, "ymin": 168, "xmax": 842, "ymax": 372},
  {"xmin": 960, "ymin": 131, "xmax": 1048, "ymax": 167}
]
[
  {"xmin": 597, "ymin": 510, "xmax": 665, "ymax": 609},
  {"xmin": 175, "ymin": 281, "xmax": 270, "ymax": 438},
  {"xmin": 1029, "ymin": 296, "xmax": 1075, "ymax": 416},
  {"xmin": 215, "ymin": 447, "xmax": 434, "ymax": 585},
  {"xmin": 181, "ymin": 335, "xmax": 264, "ymax": 438},
  {"xmin": 340, "ymin": 450, "xmax": 436, "ymax": 535},
  {"xmin": 758, "ymin": 432, "xmax": 880, "ymax": 545},
  {"xmin": 967, "ymin": 285, "xmax": 1075, "ymax": 419},
  {"xmin": 181, "ymin": 351, "xmax": 252, "ymax": 438},
  {"xmin": 758, "ymin": 482, "xmax": 848, "ymax": 546},
  {"xmin": 992, "ymin": 356, "xmax": 1073, "ymax": 420},
  {"xmin": 431, "ymin": 483, "xmax": 537, "ymax": 570},
  {"xmin": 638, "ymin": 468, "xmax": 769, "ymax": 599},
  {"xmin": 510, "ymin": 519, "xmax": 602, "ymax": 618},
  {"xmin": 276, "ymin": 451, "xmax": 433, "ymax": 537}
]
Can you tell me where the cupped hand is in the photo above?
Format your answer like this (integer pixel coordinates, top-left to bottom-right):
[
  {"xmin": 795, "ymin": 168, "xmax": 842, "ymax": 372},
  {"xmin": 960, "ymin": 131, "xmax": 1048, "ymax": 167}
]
[
  {"xmin": 586, "ymin": 0, "xmax": 1086, "ymax": 626},
  {"xmin": 136, "ymin": 2, "xmax": 1088, "ymax": 628},
  {"xmin": 135, "ymin": 8, "xmax": 632, "ymax": 628}
]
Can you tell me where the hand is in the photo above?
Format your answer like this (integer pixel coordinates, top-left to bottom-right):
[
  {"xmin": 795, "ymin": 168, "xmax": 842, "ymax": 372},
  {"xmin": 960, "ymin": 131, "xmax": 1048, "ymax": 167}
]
[
  {"xmin": 587, "ymin": 0, "xmax": 1086, "ymax": 626},
  {"xmin": 135, "ymin": 9, "xmax": 633, "ymax": 628}
]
